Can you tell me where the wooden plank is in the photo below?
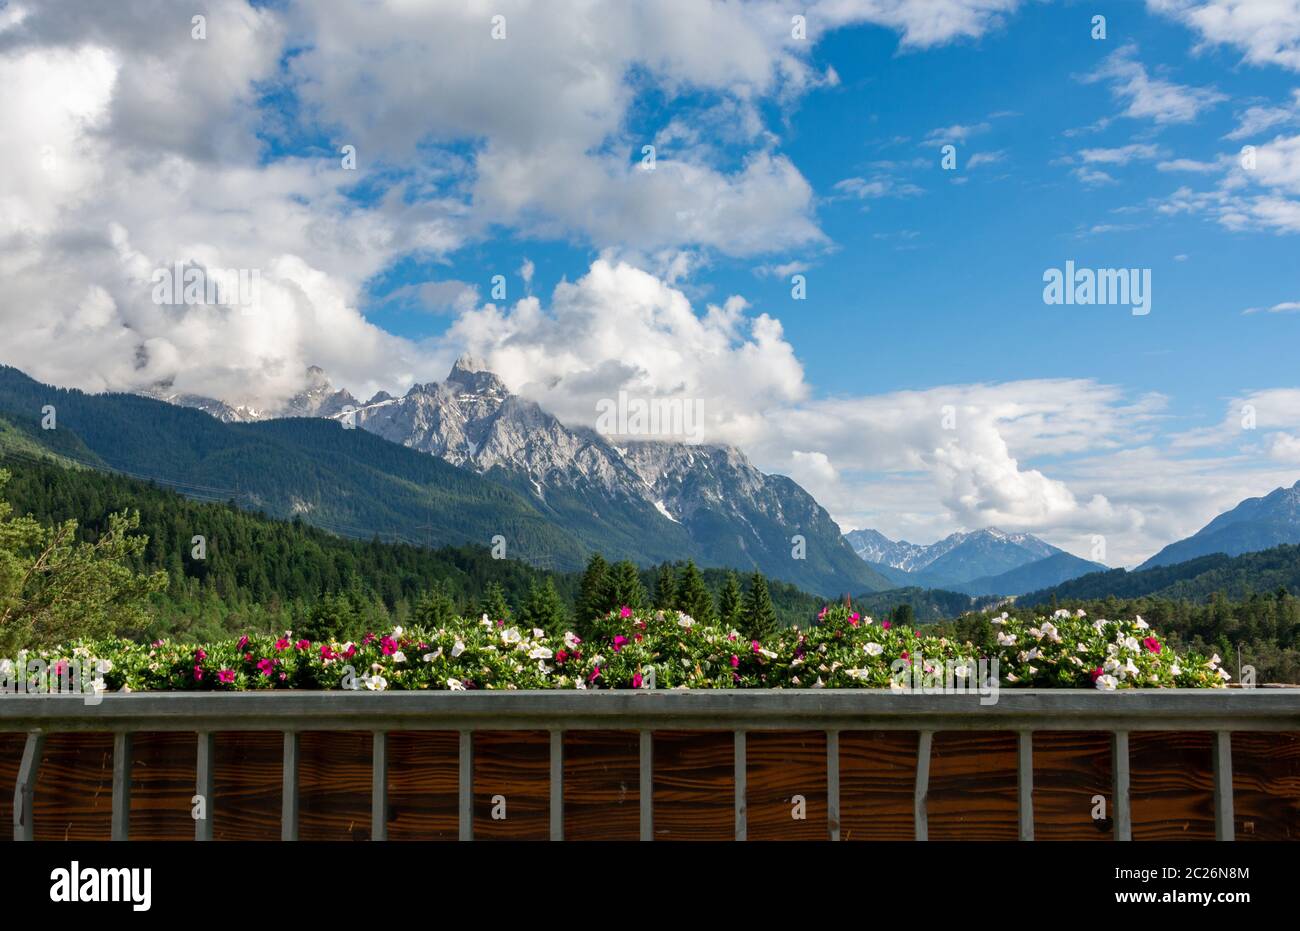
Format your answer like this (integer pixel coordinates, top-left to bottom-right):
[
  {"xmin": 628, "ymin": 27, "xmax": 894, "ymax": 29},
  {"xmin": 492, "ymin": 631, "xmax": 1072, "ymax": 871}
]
[
  {"xmin": 839, "ymin": 730, "xmax": 917, "ymax": 841},
  {"xmin": 385, "ymin": 731, "xmax": 459, "ymax": 841},
  {"xmin": 745, "ymin": 730, "xmax": 827, "ymax": 841},
  {"xmin": 1230, "ymin": 731, "xmax": 1300, "ymax": 840},
  {"xmin": 0, "ymin": 732, "xmax": 28, "ymax": 842},
  {"xmin": 212, "ymin": 731, "xmax": 281, "ymax": 841},
  {"xmin": 1130, "ymin": 731, "xmax": 1215, "ymax": 841},
  {"xmin": 13, "ymin": 732, "xmax": 43, "ymax": 842},
  {"xmin": 297, "ymin": 731, "xmax": 371, "ymax": 841},
  {"xmin": 195, "ymin": 733, "xmax": 214, "ymax": 841},
  {"xmin": 1213, "ymin": 731, "xmax": 1234, "ymax": 841},
  {"xmin": 472, "ymin": 731, "xmax": 549, "ymax": 840},
  {"xmin": 281, "ymin": 731, "xmax": 299, "ymax": 841},
  {"xmin": 1031, "ymin": 731, "xmax": 1113, "ymax": 840},
  {"xmin": 371, "ymin": 731, "xmax": 387, "ymax": 842},
  {"xmin": 651, "ymin": 731, "xmax": 733, "ymax": 840},
  {"xmin": 564, "ymin": 731, "xmax": 639, "ymax": 841},
  {"xmin": 33, "ymin": 732, "xmax": 112, "ymax": 840},
  {"xmin": 111, "ymin": 732, "xmax": 131, "ymax": 841},
  {"xmin": 128, "ymin": 731, "xmax": 196, "ymax": 841},
  {"xmin": 926, "ymin": 731, "xmax": 1018, "ymax": 841}
]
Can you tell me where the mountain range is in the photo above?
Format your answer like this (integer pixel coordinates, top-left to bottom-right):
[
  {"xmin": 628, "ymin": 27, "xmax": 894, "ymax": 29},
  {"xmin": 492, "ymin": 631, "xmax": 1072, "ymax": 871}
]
[
  {"xmin": 0, "ymin": 362, "xmax": 888, "ymax": 596},
  {"xmin": 1137, "ymin": 480, "xmax": 1300, "ymax": 570},
  {"xmin": 844, "ymin": 526, "xmax": 1105, "ymax": 595}
]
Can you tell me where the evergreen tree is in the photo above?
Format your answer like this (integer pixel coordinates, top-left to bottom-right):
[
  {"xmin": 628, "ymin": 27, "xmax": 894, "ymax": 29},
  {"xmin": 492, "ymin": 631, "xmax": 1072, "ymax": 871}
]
[
  {"xmin": 742, "ymin": 571, "xmax": 778, "ymax": 642},
  {"xmin": 718, "ymin": 571, "xmax": 743, "ymax": 629},
  {"xmin": 519, "ymin": 578, "xmax": 568, "ymax": 635},
  {"xmin": 653, "ymin": 563, "xmax": 678, "ymax": 611},
  {"xmin": 576, "ymin": 554, "xmax": 609, "ymax": 624},
  {"xmin": 891, "ymin": 603, "xmax": 915, "ymax": 628},
  {"xmin": 478, "ymin": 581, "xmax": 511, "ymax": 621},
  {"xmin": 412, "ymin": 580, "xmax": 456, "ymax": 628},
  {"xmin": 605, "ymin": 560, "xmax": 648, "ymax": 612},
  {"xmin": 677, "ymin": 560, "xmax": 716, "ymax": 625}
]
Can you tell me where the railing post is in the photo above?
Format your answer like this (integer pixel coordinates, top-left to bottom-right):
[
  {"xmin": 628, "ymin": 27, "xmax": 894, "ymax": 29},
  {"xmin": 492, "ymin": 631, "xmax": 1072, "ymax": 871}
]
[
  {"xmin": 111, "ymin": 732, "xmax": 132, "ymax": 841},
  {"xmin": 371, "ymin": 731, "xmax": 387, "ymax": 842},
  {"xmin": 639, "ymin": 730, "xmax": 653, "ymax": 842},
  {"xmin": 826, "ymin": 730, "xmax": 840, "ymax": 842},
  {"xmin": 458, "ymin": 730, "xmax": 473, "ymax": 841},
  {"xmin": 1112, "ymin": 731, "xmax": 1131, "ymax": 841},
  {"xmin": 550, "ymin": 730, "xmax": 564, "ymax": 841},
  {"xmin": 281, "ymin": 731, "xmax": 299, "ymax": 841},
  {"xmin": 734, "ymin": 730, "xmax": 747, "ymax": 841},
  {"xmin": 1213, "ymin": 731, "xmax": 1234, "ymax": 841},
  {"xmin": 13, "ymin": 732, "xmax": 43, "ymax": 841},
  {"xmin": 195, "ymin": 732, "xmax": 214, "ymax": 841},
  {"xmin": 914, "ymin": 730, "xmax": 933, "ymax": 841},
  {"xmin": 1017, "ymin": 730, "xmax": 1034, "ymax": 841}
]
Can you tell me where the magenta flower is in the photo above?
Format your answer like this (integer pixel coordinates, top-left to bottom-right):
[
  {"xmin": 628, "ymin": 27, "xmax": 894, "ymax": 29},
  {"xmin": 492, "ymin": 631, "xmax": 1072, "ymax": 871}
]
[
  {"xmin": 730, "ymin": 654, "xmax": 740, "ymax": 668},
  {"xmin": 257, "ymin": 658, "xmax": 275, "ymax": 677},
  {"xmin": 588, "ymin": 666, "xmax": 601, "ymax": 683},
  {"xmin": 882, "ymin": 620, "xmax": 892, "ymax": 630},
  {"xmin": 195, "ymin": 648, "xmax": 207, "ymax": 661},
  {"xmin": 236, "ymin": 635, "xmax": 249, "ymax": 651},
  {"xmin": 217, "ymin": 669, "xmax": 235, "ymax": 685},
  {"xmin": 380, "ymin": 636, "xmax": 397, "ymax": 656},
  {"xmin": 274, "ymin": 637, "xmax": 290, "ymax": 651},
  {"xmin": 193, "ymin": 665, "xmax": 203, "ymax": 681},
  {"xmin": 632, "ymin": 672, "xmax": 643, "ymax": 688},
  {"xmin": 612, "ymin": 635, "xmax": 628, "ymax": 652},
  {"xmin": 751, "ymin": 640, "xmax": 761, "ymax": 653},
  {"xmin": 849, "ymin": 612, "xmax": 860, "ymax": 627},
  {"xmin": 1143, "ymin": 637, "xmax": 1161, "ymax": 654},
  {"xmin": 295, "ymin": 639, "xmax": 310, "ymax": 651},
  {"xmin": 320, "ymin": 644, "xmax": 336, "ymax": 660},
  {"xmin": 619, "ymin": 605, "xmax": 632, "ymax": 618}
]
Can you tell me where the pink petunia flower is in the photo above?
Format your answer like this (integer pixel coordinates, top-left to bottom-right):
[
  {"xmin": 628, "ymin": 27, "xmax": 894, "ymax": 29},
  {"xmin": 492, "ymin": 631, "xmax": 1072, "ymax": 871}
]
[
  {"xmin": 193, "ymin": 665, "xmax": 204, "ymax": 681},
  {"xmin": 274, "ymin": 637, "xmax": 290, "ymax": 652},
  {"xmin": 217, "ymin": 669, "xmax": 235, "ymax": 685},
  {"xmin": 849, "ymin": 612, "xmax": 860, "ymax": 627},
  {"xmin": 588, "ymin": 666, "xmax": 601, "ymax": 683},
  {"xmin": 296, "ymin": 639, "xmax": 310, "ymax": 651},
  {"xmin": 612, "ymin": 635, "xmax": 628, "ymax": 652},
  {"xmin": 1142, "ymin": 637, "xmax": 1161, "ymax": 654},
  {"xmin": 236, "ymin": 635, "xmax": 249, "ymax": 651},
  {"xmin": 619, "ymin": 605, "xmax": 632, "ymax": 618},
  {"xmin": 632, "ymin": 672, "xmax": 643, "ymax": 689},
  {"xmin": 257, "ymin": 658, "xmax": 275, "ymax": 677},
  {"xmin": 882, "ymin": 620, "xmax": 892, "ymax": 630},
  {"xmin": 730, "ymin": 654, "xmax": 740, "ymax": 668}
]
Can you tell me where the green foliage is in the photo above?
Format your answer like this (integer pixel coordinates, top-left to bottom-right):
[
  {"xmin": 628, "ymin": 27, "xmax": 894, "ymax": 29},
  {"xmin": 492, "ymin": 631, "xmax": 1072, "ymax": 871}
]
[
  {"xmin": 891, "ymin": 603, "xmax": 915, "ymax": 627},
  {"xmin": 575, "ymin": 554, "xmax": 609, "ymax": 627},
  {"xmin": 519, "ymin": 578, "xmax": 568, "ymax": 636},
  {"xmin": 653, "ymin": 563, "xmax": 677, "ymax": 611},
  {"xmin": 742, "ymin": 571, "xmax": 778, "ymax": 642},
  {"xmin": 604, "ymin": 560, "xmax": 648, "ymax": 613},
  {"xmin": 676, "ymin": 560, "xmax": 716, "ymax": 626},
  {"xmin": 0, "ymin": 469, "xmax": 166, "ymax": 654},
  {"xmin": 478, "ymin": 581, "xmax": 512, "ymax": 622},
  {"xmin": 718, "ymin": 571, "xmax": 743, "ymax": 629}
]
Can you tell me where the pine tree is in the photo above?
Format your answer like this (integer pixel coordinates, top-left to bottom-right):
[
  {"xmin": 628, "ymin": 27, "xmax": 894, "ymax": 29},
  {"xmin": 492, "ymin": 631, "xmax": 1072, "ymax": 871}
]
[
  {"xmin": 677, "ymin": 560, "xmax": 716, "ymax": 625},
  {"xmin": 653, "ymin": 563, "xmax": 678, "ymax": 611},
  {"xmin": 891, "ymin": 603, "xmax": 915, "ymax": 628},
  {"xmin": 412, "ymin": 580, "xmax": 456, "ymax": 628},
  {"xmin": 718, "ymin": 571, "xmax": 743, "ymax": 629},
  {"xmin": 478, "ymin": 581, "xmax": 511, "ymax": 621},
  {"xmin": 520, "ymin": 578, "xmax": 568, "ymax": 635},
  {"xmin": 576, "ymin": 554, "xmax": 609, "ymax": 624},
  {"xmin": 604, "ymin": 560, "xmax": 647, "ymax": 612},
  {"xmin": 742, "ymin": 571, "xmax": 778, "ymax": 642}
]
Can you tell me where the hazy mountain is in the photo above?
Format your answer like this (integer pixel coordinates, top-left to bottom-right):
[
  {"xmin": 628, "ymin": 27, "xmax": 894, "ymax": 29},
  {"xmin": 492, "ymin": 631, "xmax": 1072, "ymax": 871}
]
[
  {"xmin": 955, "ymin": 551, "xmax": 1109, "ymax": 597},
  {"xmin": 845, "ymin": 526, "xmax": 1071, "ymax": 590},
  {"xmin": 1138, "ymin": 480, "xmax": 1300, "ymax": 570}
]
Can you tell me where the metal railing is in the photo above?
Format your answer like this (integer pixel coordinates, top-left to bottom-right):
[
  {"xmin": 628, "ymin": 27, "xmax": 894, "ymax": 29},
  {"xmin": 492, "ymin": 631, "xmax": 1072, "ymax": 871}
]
[{"xmin": 5, "ymin": 689, "xmax": 1299, "ymax": 841}]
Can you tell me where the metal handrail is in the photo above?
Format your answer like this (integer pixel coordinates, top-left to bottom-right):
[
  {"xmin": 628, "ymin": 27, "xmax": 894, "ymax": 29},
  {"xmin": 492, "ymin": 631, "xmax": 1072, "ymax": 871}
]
[{"xmin": 6, "ymin": 689, "xmax": 1299, "ymax": 842}]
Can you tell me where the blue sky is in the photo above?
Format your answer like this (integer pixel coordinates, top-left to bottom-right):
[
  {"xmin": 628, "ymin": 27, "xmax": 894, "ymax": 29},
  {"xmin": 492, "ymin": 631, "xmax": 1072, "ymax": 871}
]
[{"xmin": 3, "ymin": 0, "xmax": 1300, "ymax": 565}]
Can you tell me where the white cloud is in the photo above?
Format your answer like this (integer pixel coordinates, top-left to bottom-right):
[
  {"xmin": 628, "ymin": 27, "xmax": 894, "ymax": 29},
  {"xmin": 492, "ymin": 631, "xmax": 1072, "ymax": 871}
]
[
  {"xmin": 1149, "ymin": 0, "xmax": 1300, "ymax": 72},
  {"xmin": 1223, "ymin": 90, "xmax": 1300, "ymax": 139},
  {"xmin": 1082, "ymin": 43, "xmax": 1226, "ymax": 124}
]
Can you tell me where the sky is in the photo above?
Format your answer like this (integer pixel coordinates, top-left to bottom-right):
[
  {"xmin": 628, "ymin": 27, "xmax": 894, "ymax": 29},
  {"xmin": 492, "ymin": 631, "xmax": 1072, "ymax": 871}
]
[{"xmin": 1, "ymin": 0, "xmax": 1299, "ymax": 567}]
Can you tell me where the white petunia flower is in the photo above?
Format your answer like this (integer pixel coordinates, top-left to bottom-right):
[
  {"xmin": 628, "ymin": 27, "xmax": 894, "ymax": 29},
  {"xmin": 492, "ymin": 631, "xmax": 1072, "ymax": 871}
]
[
  {"xmin": 363, "ymin": 673, "xmax": 388, "ymax": 691},
  {"xmin": 423, "ymin": 648, "xmax": 443, "ymax": 663},
  {"xmin": 528, "ymin": 646, "xmax": 553, "ymax": 660},
  {"xmin": 447, "ymin": 678, "xmax": 466, "ymax": 691},
  {"xmin": 392, "ymin": 651, "xmax": 407, "ymax": 664},
  {"xmin": 1095, "ymin": 674, "xmax": 1118, "ymax": 691},
  {"xmin": 864, "ymin": 642, "xmax": 883, "ymax": 656},
  {"xmin": 451, "ymin": 640, "xmax": 466, "ymax": 658},
  {"xmin": 997, "ymin": 631, "xmax": 1017, "ymax": 646},
  {"xmin": 564, "ymin": 631, "xmax": 581, "ymax": 649}
]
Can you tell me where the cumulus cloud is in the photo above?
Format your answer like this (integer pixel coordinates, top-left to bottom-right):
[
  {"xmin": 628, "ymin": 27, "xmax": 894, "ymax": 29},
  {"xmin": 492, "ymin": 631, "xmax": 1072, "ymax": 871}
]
[
  {"xmin": 1081, "ymin": 43, "xmax": 1226, "ymax": 124},
  {"xmin": 1149, "ymin": 0, "xmax": 1300, "ymax": 72}
]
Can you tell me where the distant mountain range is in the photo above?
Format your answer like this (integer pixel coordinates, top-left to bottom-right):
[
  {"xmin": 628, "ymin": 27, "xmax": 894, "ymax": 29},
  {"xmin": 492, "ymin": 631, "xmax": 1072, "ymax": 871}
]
[
  {"xmin": 844, "ymin": 526, "xmax": 1104, "ymax": 595},
  {"xmin": 0, "ymin": 362, "xmax": 888, "ymax": 596},
  {"xmin": 1138, "ymin": 480, "xmax": 1300, "ymax": 570}
]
